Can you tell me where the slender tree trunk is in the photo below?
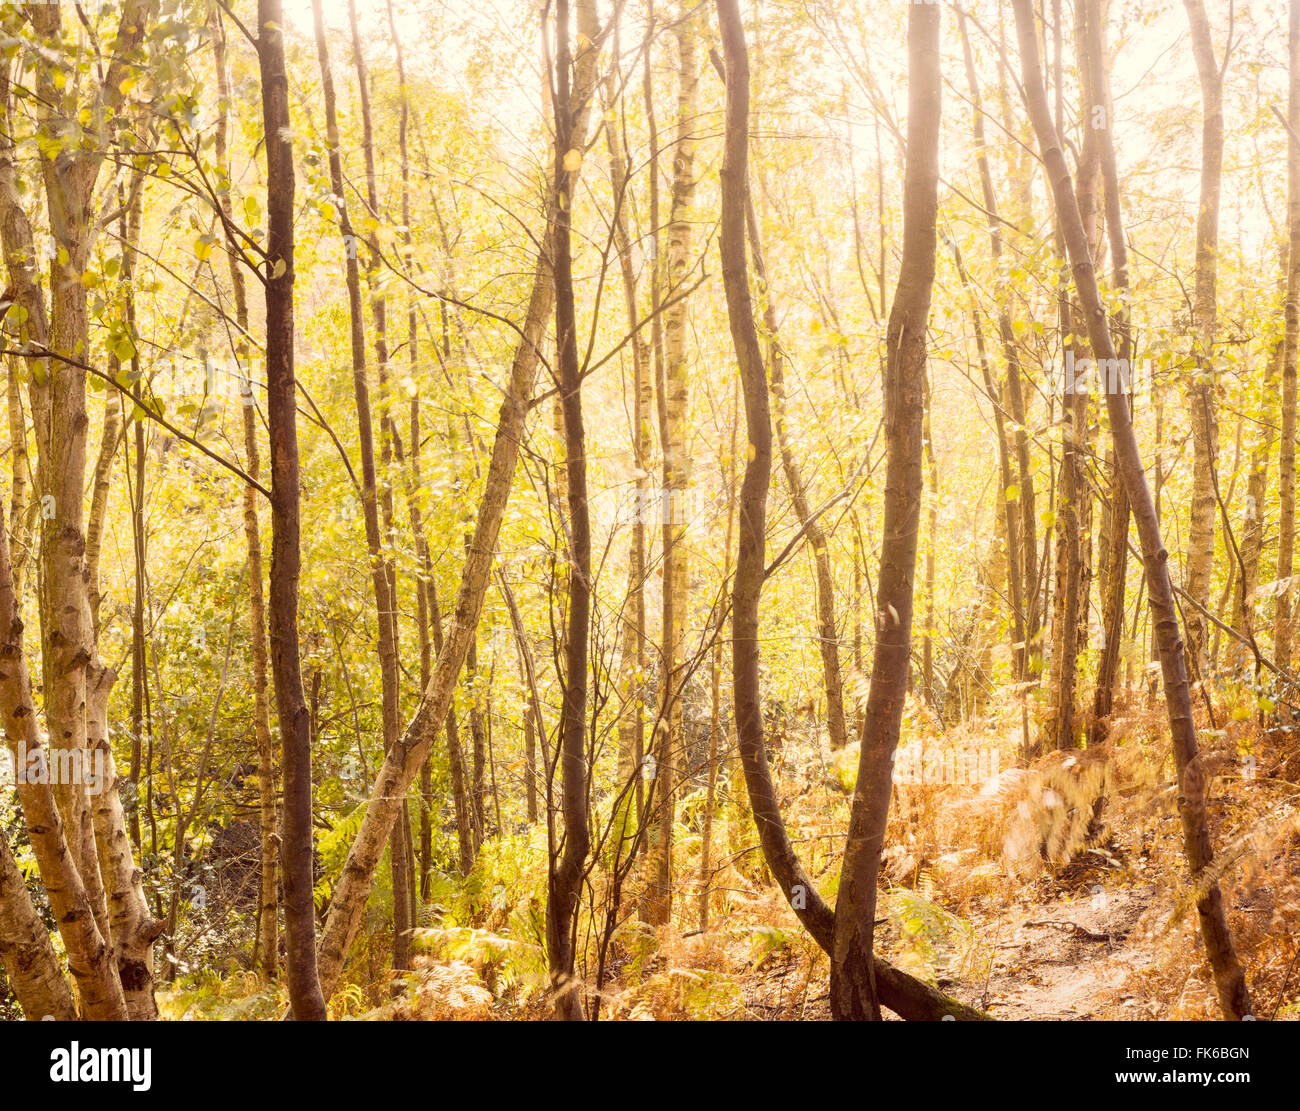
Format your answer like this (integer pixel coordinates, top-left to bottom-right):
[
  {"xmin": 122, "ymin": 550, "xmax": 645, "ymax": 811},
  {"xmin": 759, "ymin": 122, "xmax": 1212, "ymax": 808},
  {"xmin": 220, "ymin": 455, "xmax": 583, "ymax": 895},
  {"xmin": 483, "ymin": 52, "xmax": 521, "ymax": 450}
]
[
  {"xmin": 467, "ymin": 629, "xmax": 489, "ymax": 847},
  {"xmin": 959, "ymin": 9, "xmax": 1039, "ymax": 677},
  {"xmin": 310, "ymin": 0, "xmax": 412, "ymax": 973},
  {"xmin": 347, "ymin": 0, "xmax": 416, "ymax": 951},
  {"xmin": 546, "ymin": 0, "xmax": 594, "ymax": 1021},
  {"xmin": 212, "ymin": 10, "xmax": 278, "ymax": 980},
  {"xmin": 1235, "ymin": 344, "xmax": 1280, "ymax": 666},
  {"xmin": 427, "ymin": 580, "xmax": 475, "ymax": 875},
  {"xmin": 1279, "ymin": 0, "xmax": 1300, "ymax": 672},
  {"xmin": 829, "ymin": 0, "xmax": 941, "ymax": 1020},
  {"xmin": 1086, "ymin": 0, "xmax": 1132, "ymax": 745},
  {"xmin": 950, "ymin": 240, "xmax": 1026, "ymax": 679},
  {"xmin": 604, "ymin": 31, "xmax": 649, "ymax": 867},
  {"xmin": 699, "ymin": 375, "xmax": 738, "ymax": 931},
  {"xmin": 259, "ymin": 0, "xmax": 327, "ymax": 1021},
  {"xmin": 1183, "ymin": 0, "xmax": 1225, "ymax": 679},
  {"xmin": 644, "ymin": 0, "xmax": 699, "ymax": 926},
  {"xmin": 742, "ymin": 142, "xmax": 849, "ymax": 752}
]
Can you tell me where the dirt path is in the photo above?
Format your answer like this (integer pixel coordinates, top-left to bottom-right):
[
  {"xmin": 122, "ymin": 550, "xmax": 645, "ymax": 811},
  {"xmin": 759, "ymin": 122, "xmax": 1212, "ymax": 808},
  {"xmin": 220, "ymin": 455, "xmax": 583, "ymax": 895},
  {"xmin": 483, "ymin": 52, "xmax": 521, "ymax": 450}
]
[{"xmin": 963, "ymin": 871, "xmax": 1159, "ymax": 1019}]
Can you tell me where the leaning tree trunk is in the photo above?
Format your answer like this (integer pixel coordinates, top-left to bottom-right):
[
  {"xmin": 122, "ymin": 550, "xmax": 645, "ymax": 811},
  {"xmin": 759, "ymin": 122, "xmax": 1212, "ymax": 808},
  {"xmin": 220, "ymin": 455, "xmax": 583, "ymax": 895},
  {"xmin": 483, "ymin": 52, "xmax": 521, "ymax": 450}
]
[
  {"xmin": 313, "ymin": 2, "xmax": 603, "ymax": 1001},
  {"xmin": 1011, "ymin": 0, "xmax": 1252, "ymax": 1020},
  {"xmin": 259, "ymin": 0, "xmax": 327, "ymax": 1021},
  {"xmin": 0, "ymin": 824, "xmax": 76, "ymax": 1020}
]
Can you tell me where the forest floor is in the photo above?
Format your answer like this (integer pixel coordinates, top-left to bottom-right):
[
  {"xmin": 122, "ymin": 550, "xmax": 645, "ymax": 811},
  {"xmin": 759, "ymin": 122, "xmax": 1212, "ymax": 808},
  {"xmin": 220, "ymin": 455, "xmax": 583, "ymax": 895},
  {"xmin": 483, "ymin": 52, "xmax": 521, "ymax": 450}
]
[
  {"xmin": 731, "ymin": 849, "xmax": 1214, "ymax": 1021},
  {"xmin": 730, "ymin": 864, "xmax": 1165, "ymax": 1020},
  {"xmin": 162, "ymin": 701, "xmax": 1300, "ymax": 1021},
  {"xmin": 957, "ymin": 858, "xmax": 1160, "ymax": 1019},
  {"xmin": 709, "ymin": 704, "xmax": 1300, "ymax": 1022}
]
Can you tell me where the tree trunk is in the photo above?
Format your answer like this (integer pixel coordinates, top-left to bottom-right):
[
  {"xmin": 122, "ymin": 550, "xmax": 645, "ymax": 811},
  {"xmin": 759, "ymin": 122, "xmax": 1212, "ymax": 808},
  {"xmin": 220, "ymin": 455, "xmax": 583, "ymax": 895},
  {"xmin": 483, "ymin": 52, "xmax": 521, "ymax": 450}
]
[
  {"xmin": 950, "ymin": 240, "xmax": 1027, "ymax": 680},
  {"xmin": 958, "ymin": 10, "xmax": 1039, "ymax": 682},
  {"xmin": 604, "ymin": 33, "xmax": 649, "ymax": 867},
  {"xmin": 744, "ymin": 147, "xmax": 849, "ymax": 752},
  {"xmin": 644, "ymin": 0, "xmax": 699, "ymax": 926},
  {"xmin": 0, "ymin": 515, "xmax": 125, "ymax": 1018},
  {"xmin": 259, "ymin": 0, "xmax": 327, "ymax": 1021},
  {"xmin": 1183, "ymin": 0, "xmax": 1225, "ymax": 679},
  {"xmin": 700, "ymin": 374, "xmax": 739, "ymax": 931},
  {"xmin": 468, "ymin": 628, "xmax": 489, "ymax": 848},
  {"xmin": 428, "ymin": 580, "xmax": 475, "ymax": 876},
  {"xmin": 347, "ymin": 0, "xmax": 416, "ymax": 952},
  {"xmin": 1086, "ymin": 0, "xmax": 1132, "ymax": 745},
  {"xmin": 21, "ymin": 1, "xmax": 161, "ymax": 1020},
  {"xmin": 0, "ymin": 825, "xmax": 76, "ymax": 1020},
  {"xmin": 546, "ymin": 0, "xmax": 594, "ymax": 1021},
  {"xmin": 829, "ymin": 0, "xmax": 941, "ymax": 1020},
  {"xmin": 212, "ymin": 9, "xmax": 279, "ymax": 980},
  {"xmin": 1279, "ymin": 0, "xmax": 1300, "ymax": 672},
  {"xmin": 310, "ymin": 0, "xmax": 412, "ymax": 974}
]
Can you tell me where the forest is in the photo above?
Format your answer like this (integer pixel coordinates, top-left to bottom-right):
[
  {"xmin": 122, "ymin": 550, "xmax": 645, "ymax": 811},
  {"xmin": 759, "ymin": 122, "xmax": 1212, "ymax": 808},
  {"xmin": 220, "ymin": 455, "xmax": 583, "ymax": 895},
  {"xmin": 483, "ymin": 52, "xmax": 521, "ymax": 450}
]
[{"xmin": 0, "ymin": 0, "xmax": 1297, "ymax": 1028}]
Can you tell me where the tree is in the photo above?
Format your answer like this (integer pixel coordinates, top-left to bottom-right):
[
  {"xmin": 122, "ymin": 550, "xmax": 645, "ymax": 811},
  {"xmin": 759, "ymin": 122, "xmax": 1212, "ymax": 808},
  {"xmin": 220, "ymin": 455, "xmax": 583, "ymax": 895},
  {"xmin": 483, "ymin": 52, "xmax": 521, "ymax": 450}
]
[
  {"xmin": 1010, "ymin": 0, "xmax": 1252, "ymax": 1021},
  {"xmin": 718, "ymin": 0, "xmax": 980, "ymax": 1022},
  {"xmin": 1183, "ymin": 0, "xmax": 1227, "ymax": 679},
  {"xmin": 643, "ymin": 0, "xmax": 700, "ymax": 926},
  {"xmin": 829, "ymin": 0, "xmax": 942, "ymax": 1020},
  {"xmin": 259, "ymin": 0, "xmax": 327, "ymax": 1021}
]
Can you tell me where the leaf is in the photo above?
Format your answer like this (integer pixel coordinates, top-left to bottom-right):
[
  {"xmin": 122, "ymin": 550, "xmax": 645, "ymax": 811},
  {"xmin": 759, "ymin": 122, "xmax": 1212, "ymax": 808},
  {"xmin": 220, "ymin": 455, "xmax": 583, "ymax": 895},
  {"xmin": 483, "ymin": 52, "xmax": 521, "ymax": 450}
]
[{"xmin": 562, "ymin": 149, "xmax": 583, "ymax": 172}]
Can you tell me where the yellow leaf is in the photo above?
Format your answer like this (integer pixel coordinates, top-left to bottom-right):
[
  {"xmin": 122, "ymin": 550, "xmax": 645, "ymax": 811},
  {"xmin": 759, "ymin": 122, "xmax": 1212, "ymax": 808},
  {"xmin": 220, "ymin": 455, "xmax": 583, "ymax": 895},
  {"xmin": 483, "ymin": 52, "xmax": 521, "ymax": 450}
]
[{"xmin": 563, "ymin": 149, "xmax": 583, "ymax": 172}]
